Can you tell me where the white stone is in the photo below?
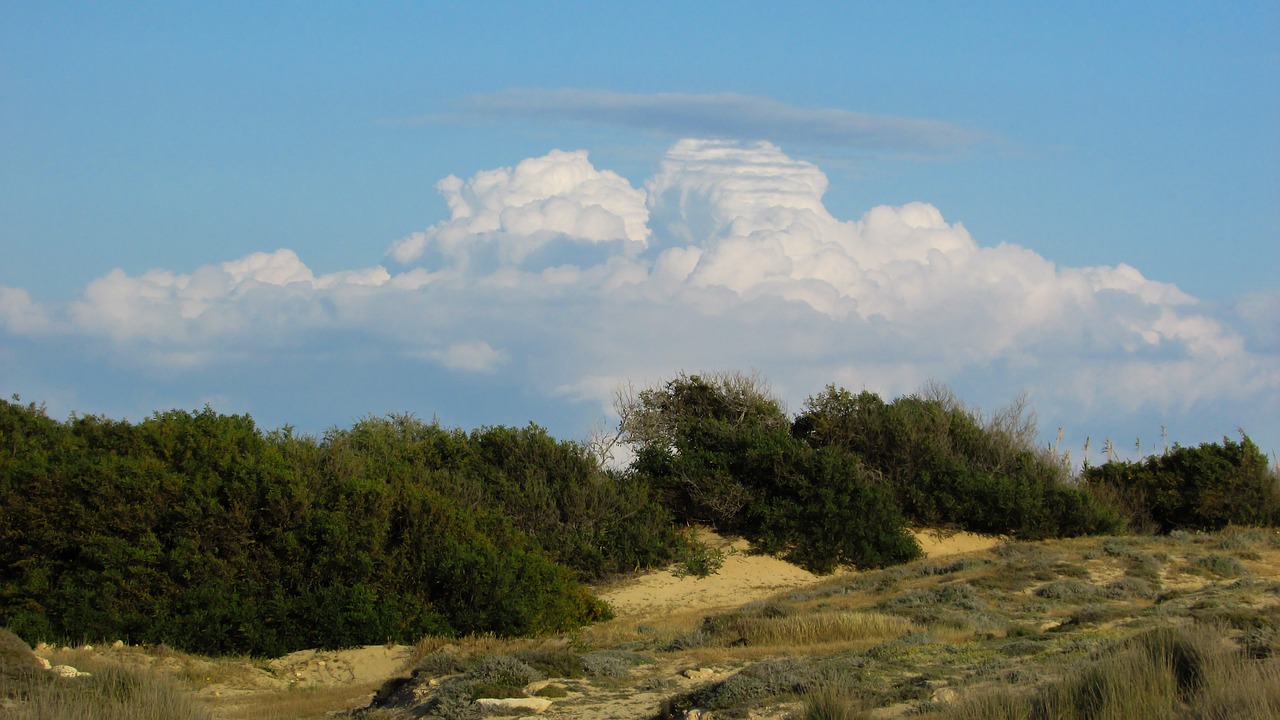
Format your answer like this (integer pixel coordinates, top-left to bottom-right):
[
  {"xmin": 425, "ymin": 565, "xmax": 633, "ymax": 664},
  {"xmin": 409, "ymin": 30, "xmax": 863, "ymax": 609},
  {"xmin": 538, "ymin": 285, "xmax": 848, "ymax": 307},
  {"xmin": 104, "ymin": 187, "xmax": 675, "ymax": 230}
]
[
  {"xmin": 50, "ymin": 665, "xmax": 91, "ymax": 678},
  {"xmin": 931, "ymin": 687, "xmax": 958, "ymax": 704},
  {"xmin": 475, "ymin": 696, "xmax": 553, "ymax": 713},
  {"xmin": 35, "ymin": 656, "xmax": 52, "ymax": 670}
]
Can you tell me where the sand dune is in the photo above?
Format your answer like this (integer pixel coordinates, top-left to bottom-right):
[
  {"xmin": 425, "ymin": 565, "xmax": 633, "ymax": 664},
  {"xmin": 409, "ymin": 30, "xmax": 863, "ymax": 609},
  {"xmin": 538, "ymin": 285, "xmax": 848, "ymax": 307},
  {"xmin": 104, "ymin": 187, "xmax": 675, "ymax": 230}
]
[{"xmin": 597, "ymin": 529, "xmax": 999, "ymax": 620}]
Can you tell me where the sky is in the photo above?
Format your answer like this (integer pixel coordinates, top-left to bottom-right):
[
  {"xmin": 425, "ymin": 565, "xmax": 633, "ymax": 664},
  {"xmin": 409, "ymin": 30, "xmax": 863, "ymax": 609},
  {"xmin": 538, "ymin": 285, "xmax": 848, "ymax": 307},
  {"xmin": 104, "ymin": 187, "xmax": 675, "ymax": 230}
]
[{"xmin": 2, "ymin": 2, "xmax": 1277, "ymax": 463}]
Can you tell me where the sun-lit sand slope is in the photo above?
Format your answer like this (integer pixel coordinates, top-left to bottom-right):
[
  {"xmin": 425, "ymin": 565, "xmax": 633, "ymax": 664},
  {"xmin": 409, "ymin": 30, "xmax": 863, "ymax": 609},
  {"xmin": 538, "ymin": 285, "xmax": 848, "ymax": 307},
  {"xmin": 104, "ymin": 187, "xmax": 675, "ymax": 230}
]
[{"xmin": 597, "ymin": 529, "xmax": 999, "ymax": 620}]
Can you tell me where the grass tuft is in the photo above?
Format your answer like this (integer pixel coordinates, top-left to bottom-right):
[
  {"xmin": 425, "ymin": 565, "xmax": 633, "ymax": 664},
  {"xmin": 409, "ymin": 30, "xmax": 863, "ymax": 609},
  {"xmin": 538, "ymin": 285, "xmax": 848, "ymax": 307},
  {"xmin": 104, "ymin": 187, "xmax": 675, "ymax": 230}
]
[
  {"xmin": 802, "ymin": 684, "xmax": 867, "ymax": 720},
  {"xmin": 0, "ymin": 654, "xmax": 211, "ymax": 720}
]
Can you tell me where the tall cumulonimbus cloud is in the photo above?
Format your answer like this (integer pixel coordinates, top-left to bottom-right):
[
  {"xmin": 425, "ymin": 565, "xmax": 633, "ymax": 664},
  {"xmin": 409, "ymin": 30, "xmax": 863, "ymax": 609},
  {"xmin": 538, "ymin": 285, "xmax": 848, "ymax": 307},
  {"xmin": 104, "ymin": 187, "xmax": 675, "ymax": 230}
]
[{"xmin": 2, "ymin": 139, "xmax": 1276, "ymax": 449}]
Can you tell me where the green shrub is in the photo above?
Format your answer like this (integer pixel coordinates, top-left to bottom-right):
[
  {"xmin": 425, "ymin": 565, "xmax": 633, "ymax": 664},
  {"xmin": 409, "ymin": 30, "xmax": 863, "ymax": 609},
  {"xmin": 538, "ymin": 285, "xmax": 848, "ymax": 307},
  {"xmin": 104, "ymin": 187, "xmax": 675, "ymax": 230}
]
[
  {"xmin": 1034, "ymin": 580, "xmax": 1106, "ymax": 603},
  {"xmin": 414, "ymin": 649, "xmax": 468, "ymax": 677},
  {"xmin": 1190, "ymin": 554, "xmax": 1246, "ymax": 578},
  {"xmin": 686, "ymin": 658, "xmax": 819, "ymax": 712},
  {"xmin": 887, "ymin": 583, "xmax": 984, "ymax": 612},
  {"xmin": 0, "ymin": 401, "xmax": 617, "ymax": 656},
  {"xmin": 671, "ymin": 531, "xmax": 726, "ymax": 579},
  {"xmin": 794, "ymin": 385, "xmax": 1122, "ymax": 539},
  {"xmin": 625, "ymin": 374, "xmax": 921, "ymax": 574},
  {"xmin": 1105, "ymin": 577, "xmax": 1158, "ymax": 600},
  {"xmin": 1085, "ymin": 434, "xmax": 1279, "ymax": 532}
]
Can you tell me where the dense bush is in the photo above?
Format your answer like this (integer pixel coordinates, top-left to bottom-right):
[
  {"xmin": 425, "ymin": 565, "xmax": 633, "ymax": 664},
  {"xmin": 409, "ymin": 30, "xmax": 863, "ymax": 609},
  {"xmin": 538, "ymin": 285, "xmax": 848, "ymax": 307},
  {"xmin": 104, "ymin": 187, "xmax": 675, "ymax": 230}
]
[
  {"xmin": 1084, "ymin": 434, "xmax": 1280, "ymax": 532},
  {"xmin": 0, "ymin": 400, "xmax": 656, "ymax": 656},
  {"xmin": 6, "ymin": 373, "xmax": 1258, "ymax": 658},
  {"xmin": 624, "ymin": 373, "xmax": 922, "ymax": 573},
  {"xmin": 793, "ymin": 385, "xmax": 1122, "ymax": 538},
  {"xmin": 318, "ymin": 417, "xmax": 679, "ymax": 581}
]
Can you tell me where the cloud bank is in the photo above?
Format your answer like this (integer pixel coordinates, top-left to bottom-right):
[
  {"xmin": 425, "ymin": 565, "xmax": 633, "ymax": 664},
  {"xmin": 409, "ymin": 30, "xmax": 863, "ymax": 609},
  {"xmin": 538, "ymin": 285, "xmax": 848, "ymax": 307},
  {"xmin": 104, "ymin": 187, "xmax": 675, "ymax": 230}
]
[
  {"xmin": 2, "ymin": 139, "xmax": 1276, "ymax": 453},
  {"xmin": 437, "ymin": 90, "xmax": 983, "ymax": 151}
]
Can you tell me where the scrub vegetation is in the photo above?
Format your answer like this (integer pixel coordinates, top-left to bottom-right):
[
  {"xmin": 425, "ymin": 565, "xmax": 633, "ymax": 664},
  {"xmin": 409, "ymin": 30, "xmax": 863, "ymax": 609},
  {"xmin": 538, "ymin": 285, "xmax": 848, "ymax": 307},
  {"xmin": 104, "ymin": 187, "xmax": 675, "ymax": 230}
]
[{"xmin": 2, "ymin": 371, "xmax": 1279, "ymax": 717}]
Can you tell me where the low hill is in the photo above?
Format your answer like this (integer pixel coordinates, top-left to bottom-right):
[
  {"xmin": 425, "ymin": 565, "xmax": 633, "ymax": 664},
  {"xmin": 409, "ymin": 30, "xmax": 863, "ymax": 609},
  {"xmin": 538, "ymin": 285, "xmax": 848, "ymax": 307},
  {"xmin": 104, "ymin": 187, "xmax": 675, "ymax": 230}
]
[{"xmin": 5, "ymin": 527, "xmax": 1278, "ymax": 719}]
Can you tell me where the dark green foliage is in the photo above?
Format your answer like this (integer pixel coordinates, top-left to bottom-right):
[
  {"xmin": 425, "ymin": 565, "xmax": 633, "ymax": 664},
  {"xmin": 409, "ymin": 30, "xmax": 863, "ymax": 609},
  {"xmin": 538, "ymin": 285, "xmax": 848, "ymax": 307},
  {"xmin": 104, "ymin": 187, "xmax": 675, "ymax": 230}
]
[
  {"xmin": 625, "ymin": 374, "xmax": 921, "ymax": 573},
  {"xmin": 794, "ymin": 385, "xmax": 1122, "ymax": 539},
  {"xmin": 626, "ymin": 373, "xmax": 791, "ymax": 531},
  {"xmin": 670, "ymin": 533, "xmax": 727, "ymax": 579},
  {"xmin": 320, "ymin": 416, "xmax": 680, "ymax": 582},
  {"xmin": 0, "ymin": 400, "xmax": 643, "ymax": 656},
  {"xmin": 1084, "ymin": 434, "xmax": 1280, "ymax": 532},
  {"xmin": 745, "ymin": 446, "xmax": 922, "ymax": 573}
]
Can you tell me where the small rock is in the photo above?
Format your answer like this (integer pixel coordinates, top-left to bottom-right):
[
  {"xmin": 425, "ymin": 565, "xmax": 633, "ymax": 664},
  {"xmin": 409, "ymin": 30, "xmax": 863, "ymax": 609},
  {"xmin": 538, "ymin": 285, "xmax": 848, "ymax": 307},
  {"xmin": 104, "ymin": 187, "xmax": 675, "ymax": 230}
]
[
  {"xmin": 112, "ymin": 640, "xmax": 125, "ymax": 649},
  {"xmin": 81, "ymin": 644, "xmax": 93, "ymax": 651},
  {"xmin": 51, "ymin": 665, "xmax": 91, "ymax": 679},
  {"xmin": 35, "ymin": 656, "xmax": 52, "ymax": 670},
  {"xmin": 683, "ymin": 710, "xmax": 710, "ymax": 720},
  {"xmin": 475, "ymin": 697, "xmax": 553, "ymax": 713},
  {"xmin": 931, "ymin": 687, "xmax": 958, "ymax": 704},
  {"xmin": 682, "ymin": 668, "xmax": 716, "ymax": 681},
  {"xmin": 317, "ymin": 660, "xmax": 326, "ymax": 668}
]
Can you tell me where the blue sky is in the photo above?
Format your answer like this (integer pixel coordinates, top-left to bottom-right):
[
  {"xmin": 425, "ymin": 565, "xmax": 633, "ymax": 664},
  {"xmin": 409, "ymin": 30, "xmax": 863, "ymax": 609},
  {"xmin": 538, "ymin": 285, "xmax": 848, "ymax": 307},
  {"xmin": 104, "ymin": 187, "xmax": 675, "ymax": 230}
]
[{"xmin": 2, "ymin": 2, "xmax": 1277, "ymax": 461}]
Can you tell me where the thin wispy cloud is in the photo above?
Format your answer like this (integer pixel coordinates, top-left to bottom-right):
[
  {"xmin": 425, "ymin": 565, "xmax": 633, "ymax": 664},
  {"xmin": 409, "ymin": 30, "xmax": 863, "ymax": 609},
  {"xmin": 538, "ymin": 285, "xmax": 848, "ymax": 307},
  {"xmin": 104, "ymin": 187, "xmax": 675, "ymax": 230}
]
[{"xmin": 422, "ymin": 90, "xmax": 984, "ymax": 152}]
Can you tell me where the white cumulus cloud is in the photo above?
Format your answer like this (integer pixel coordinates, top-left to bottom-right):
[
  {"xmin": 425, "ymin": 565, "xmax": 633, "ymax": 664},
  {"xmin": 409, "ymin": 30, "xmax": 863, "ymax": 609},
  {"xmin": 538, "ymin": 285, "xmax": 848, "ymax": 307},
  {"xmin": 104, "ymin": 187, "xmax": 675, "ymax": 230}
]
[
  {"xmin": 388, "ymin": 149, "xmax": 649, "ymax": 269},
  {"xmin": 3, "ymin": 139, "xmax": 1276, "ymax": 456},
  {"xmin": 430, "ymin": 341, "xmax": 508, "ymax": 374},
  {"xmin": 0, "ymin": 286, "xmax": 48, "ymax": 334}
]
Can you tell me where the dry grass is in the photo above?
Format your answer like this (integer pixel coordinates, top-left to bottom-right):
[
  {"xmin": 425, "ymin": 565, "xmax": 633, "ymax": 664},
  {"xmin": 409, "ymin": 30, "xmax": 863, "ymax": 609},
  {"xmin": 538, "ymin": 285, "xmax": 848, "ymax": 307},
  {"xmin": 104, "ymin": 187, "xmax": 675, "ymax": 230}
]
[
  {"xmin": 801, "ymin": 684, "xmax": 869, "ymax": 720},
  {"xmin": 211, "ymin": 681, "xmax": 387, "ymax": 720},
  {"xmin": 406, "ymin": 633, "xmax": 551, "ymax": 667},
  {"xmin": 724, "ymin": 611, "xmax": 912, "ymax": 648},
  {"xmin": 0, "ymin": 655, "xmax": 211, "ymax": 720},
  {"xmin": 939, "ymin": 623, "xmax": 1280, "ymax": 720}
]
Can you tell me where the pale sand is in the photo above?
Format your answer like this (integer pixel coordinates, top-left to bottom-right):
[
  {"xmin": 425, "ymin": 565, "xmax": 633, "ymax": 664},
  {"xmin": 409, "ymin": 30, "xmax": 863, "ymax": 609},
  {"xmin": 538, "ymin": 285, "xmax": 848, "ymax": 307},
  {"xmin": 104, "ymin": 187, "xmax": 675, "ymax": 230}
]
[
  {"xmin": 597, "ymin": 529, "xmax": 1000, "ymax": 620},
  {"xmin": 267, "ymin": 644, "xmax": 414, "ymax": 686}
]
